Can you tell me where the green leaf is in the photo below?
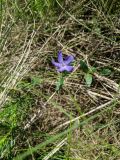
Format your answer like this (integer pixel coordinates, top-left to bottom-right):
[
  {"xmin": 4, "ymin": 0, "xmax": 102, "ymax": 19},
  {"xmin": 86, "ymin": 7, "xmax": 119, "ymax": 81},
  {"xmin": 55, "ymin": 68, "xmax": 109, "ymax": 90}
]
[
  {"xmin": 84, "ymin": 73, "xmax": 93, "ymax": 87},
  {"xmin": 31, "ymin": 76, "xmax": 42, "ymax": 85},
  {"xmin": 80, "ymin": 60, "xmax": 89, "ymax": 73},
  {"xmin": 100, "ymin": 68, "xmax": 112, "ymax": 76},
  {"xmin": 89, "ymin": 67, "xmax": 96, "ymax": 73},
  {"xmin": 55, "ymin": 76, "xmax": 64, "ymax": 91}
]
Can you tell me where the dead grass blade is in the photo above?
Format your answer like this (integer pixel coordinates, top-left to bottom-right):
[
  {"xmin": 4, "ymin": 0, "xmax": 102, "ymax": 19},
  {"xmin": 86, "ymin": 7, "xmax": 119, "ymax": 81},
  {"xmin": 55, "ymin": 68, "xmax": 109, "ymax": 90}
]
[{"xmin": 53, "ymin": 98, "xmax": 119, "ymax": 132}]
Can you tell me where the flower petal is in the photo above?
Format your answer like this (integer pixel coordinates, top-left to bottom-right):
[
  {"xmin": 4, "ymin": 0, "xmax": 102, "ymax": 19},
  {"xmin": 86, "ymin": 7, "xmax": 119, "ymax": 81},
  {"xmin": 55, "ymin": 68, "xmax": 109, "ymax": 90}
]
[
  {"xmin": 58, "ymin": 66, "xmax": 74, "ymax": 72},
  {"xmin": 52, "ymin": 59, "xmax": 61, "ymax": 68},
  {"xmin": 65, "ymin": 66, "xmax": 74, "ymax": 72},
  {"xmin": 57, "ymin": 66, "xmax": 66, "ymax": 72},
  {"xmin": 64, "ymin": 55, "xmax": 74, "ymax": 65},
  {"xmin": 58, "ymin": 51, "xmax": 63, "ymax": 63}
]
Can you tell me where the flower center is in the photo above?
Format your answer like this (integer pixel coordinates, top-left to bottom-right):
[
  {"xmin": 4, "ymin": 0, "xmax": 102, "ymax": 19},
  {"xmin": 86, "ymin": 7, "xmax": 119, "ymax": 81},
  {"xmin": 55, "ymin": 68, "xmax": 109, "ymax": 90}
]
[{"xmin": 62, "ymin": 63, "xmax": 66, "ymax": 67}]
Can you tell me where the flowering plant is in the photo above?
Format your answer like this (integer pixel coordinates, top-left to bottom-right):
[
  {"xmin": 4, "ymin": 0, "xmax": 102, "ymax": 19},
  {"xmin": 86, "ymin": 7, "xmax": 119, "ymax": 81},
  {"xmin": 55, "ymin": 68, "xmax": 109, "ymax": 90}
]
[
  {"xmin": 52, "ymin": 51, "xmax": 74, "ymax": 72},
  {"xmin": 52, "ymin": 51, "xmax": 74, "ymax": 91}
]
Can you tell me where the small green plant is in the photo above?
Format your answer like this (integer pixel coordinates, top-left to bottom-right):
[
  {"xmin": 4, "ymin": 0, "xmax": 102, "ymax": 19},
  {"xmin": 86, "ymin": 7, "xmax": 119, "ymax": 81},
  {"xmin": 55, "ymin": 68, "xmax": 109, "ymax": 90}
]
[
  {"xmin": 100, "ymin": 68, "xmax": 112, "ymax": 76},
  {"xmin": 52, "ymin": 51, "xmax": 74, "ymax": 91},
  {"xmin": 56, "ymin": 73, "xmax": 64, "ymax": 91},
  {"xmin": 80, "ymin": 60, "xmax": 96, "ymax": 87}
]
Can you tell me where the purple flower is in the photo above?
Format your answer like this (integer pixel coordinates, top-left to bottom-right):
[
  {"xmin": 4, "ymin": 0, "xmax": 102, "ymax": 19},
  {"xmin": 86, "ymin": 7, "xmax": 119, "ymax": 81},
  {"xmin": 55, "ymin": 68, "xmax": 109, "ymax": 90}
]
[{"xmin": 52, "ymin": 51, "xmax": 74, "ymax": 72}]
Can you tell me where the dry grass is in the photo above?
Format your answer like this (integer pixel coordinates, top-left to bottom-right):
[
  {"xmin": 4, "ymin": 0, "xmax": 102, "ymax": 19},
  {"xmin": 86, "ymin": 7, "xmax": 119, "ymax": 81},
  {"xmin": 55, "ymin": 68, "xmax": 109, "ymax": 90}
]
[{"xmin": 0, "ymin": 0, "xmax": 120, "ymax": 159}]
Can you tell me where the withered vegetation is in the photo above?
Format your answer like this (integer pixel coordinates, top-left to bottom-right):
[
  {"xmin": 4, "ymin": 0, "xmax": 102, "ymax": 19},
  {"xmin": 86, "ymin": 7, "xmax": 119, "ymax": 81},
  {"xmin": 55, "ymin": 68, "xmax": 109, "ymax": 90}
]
[{"xmin": 0, "ymin": 0, "xmax": 120, "ymax": 159}]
